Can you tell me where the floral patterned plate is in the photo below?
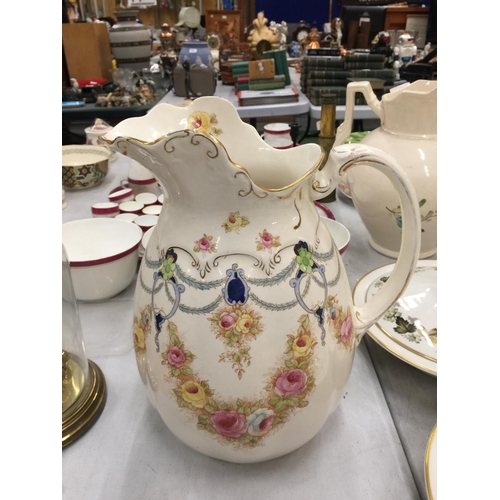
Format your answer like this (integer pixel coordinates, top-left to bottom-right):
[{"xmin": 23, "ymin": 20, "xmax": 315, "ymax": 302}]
[
  {"xmin": 352, "ymin": 260, "xmax": 437, "ymax": 376},
  {"xmin": 425, "ymin": 424, "xmax": 437, "ymax": 500}
]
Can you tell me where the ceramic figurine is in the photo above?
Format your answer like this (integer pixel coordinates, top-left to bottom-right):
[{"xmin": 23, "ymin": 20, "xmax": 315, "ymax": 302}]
[
  {"xmin": 103, "ymin": 96, "xmax": 421, "ymax": 463},
  {"xmin": 307, "ymin": 28, "xmax": 321, "ymax": 49},
  {"xmin": 330, "ymin": 17, "xmax": 343, "ymax": 48},
  {"xmin": 270, "ymin": 20, "xmax": 288, "ymax": 50},
  {"xmin": 393, "ymin": 32, "xmax": 417, "ymax": 80}
]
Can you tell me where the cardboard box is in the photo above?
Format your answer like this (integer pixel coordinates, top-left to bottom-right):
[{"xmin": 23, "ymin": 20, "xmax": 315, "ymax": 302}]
[
  {"xmin": 62, "ymin": 23, "xmax": 114, "ymax": 81},
  {"xmin": 248, "ymin": 59, "xmax": 275, "ymax": 81}
]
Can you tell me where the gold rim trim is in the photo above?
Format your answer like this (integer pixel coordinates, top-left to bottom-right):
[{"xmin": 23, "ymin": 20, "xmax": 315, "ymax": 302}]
[
  {"xmin": 62, "ymin": 359, "xmax": 107, "ymax": 448},
  {"xmin": 374, "ymin": 322, "xmax": 437, "ymax": 362},
  {"xmin": 102, "ymin": 125, "xmax": 326, "ymax": 194},
  {"xmin": 352, "ymin": 263, "xmax": 437, "ymax": 377},
  {"xmin": 425, "ymin": 424, "xmax": 437, "ymax": 500},
  {"xmin": 367, "ymin": 265, "xmax": 437, "ymax": 363}
]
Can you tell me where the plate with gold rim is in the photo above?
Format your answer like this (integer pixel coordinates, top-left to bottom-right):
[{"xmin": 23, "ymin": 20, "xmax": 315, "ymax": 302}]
[
  {"xmin": 352, "ymin": 260, "xmax": 437, "ymax": 376},
  {"xmin": 425, "ymin": 424, "xmax": 437, "ymax": 500}
]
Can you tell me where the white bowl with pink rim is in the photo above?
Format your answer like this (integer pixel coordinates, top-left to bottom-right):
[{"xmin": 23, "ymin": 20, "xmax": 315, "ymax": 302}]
[
  {"xmin": 134, "ymin": 214, "xmax": 159, "ymax": 232},
  {"xmin": 128, "ymin": 158, "xmax": 160, "ymax": 197},
  {"xmin": 157, "ymin": 193, "xmax": 164, "ymax": 205},
  {"xmin": 91, "ymin": 202, "xmax": 120, "ymax": 218},
  {"xmin": 109, "ymin": 187, "xmax": 134, "ymax": 204},
  {"xmin": 135, "ymin": 192, "xmax": 158, "ymax": 206},
  {"xmin": 141, "ymin": 225, "xmax": 156, "ymax": 254},
  {"xmin": 320, "ymin": 216, "xmax": 351, "ymax": 255},
  {"xmin": 263, "ymin": 122, "xmax": 292, "ymax": 142},
  {"xmin": 119, "ymin": 200, "xmax": 144, "ymax": 215},
  {"xmin": 115, "ymin": 213, "xmax": 138, "ymax": 222},
  {"xmin": 142, "ymin": 204, "xmax": 162, "ymax": 216},
  {"xmin": 62, "ymin": 218, "xmax": 143, "ymax": 301}
]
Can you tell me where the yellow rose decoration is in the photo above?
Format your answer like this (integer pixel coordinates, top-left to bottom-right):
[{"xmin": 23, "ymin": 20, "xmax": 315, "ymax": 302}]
[
  {"xmin": 292, "ymin": 335, "xmax": 312, "ymax": 357},
  {"xmin": 181, "ymin": 380, "xmax": 207, "ymax": 408},
  {"xmin": 188, "ymin": 112, "xmax": 212, "ymax": 134},
  {"xmin": 222, "ymin": 211, "xmax": 250, "ymax": 233},
  {"xmin": 236, "ymin": 314, "xmax": 254, "ymax": 334},
  {"xmin": 134, "ymin": 322, "xmax": 146, "ymax": 350}
]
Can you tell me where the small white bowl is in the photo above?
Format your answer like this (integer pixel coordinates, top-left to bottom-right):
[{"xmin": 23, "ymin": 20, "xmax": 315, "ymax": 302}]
[
  {"xmin": 135, "ymin": 192, "xmax": 157, "ymax": 206},
  {"xmin": 91, "ymin": 202, "xmax": 119, "ymax": 218},
  {"xmin": 320, "ymin": 216, "xmax": 351, "ymax": 255},
  {"xmin": 262, "ymin": 136, "xmax": 294, "ymax": 150},
  {"xmin": 119, "ymin": 200, "xmax": 144, "ymax": 215},
  {"xmin": 158, "ymin": 194, "xmax": 164, "ymax": 205},
  {"xmin": 109, "ymin": 187, "xmax": 134, "ymax": 204},
  {"xmin": 141, "ymin": 226, "xmax": 155, "ymax": 253},
  {"xmin": 114, "ymin": 213, "xmax": 138, "ymax": 222},
  {"xmin": 62, "ymin": 218, "xmax": 143, "ymax": 301},
  {"xmin": 134, "ymin": 214, "xmax": 159, "ymax": 232},
  {"xmin": 142, "ymin": 204, "xmax": 162, "ymax": 216}
]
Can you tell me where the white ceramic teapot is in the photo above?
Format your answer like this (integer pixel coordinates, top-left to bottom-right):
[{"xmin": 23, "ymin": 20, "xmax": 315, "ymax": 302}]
[
  {"xmin": 103, "ymin": 97, "xmax": 421, "ymax": 463},
  {"xmin": 335, "ymin": 80, "xmax": 437, "ymax": 259}
]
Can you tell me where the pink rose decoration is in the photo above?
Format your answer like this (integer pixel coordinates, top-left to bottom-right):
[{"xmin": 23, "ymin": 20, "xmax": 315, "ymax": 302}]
[
  {"xmin": 219, "ymin": 312, "xmax": 238, "ymax": 329},
  {"xmin": 275, "ymin": 369, "xmax": 308, "ymax": 397},
  {"xmin": 340, "ymin": 315, "xmax": 353, "ymax": 343},
  {"xmin": 261, "ymin": 232, "xmax": 274, "ymax": 249},
  {"xmin": 211, "ymin": 410, "xmax": 248, "ymax": 438},
  {"xmin": 198, "ymin": 237, "xmax": 211, "ymax": 251},
  {"xmin": 167, "ymin": 346, "xmax": 186, "ymax": 368}
]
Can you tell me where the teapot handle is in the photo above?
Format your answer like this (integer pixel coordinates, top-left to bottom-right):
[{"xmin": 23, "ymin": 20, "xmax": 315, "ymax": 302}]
[
  {"xmin": 331, "ymin": 144, "xmax": 421, "ymax": 338},
  {"xmin": 334, "ymin": 82, "xmax": 384, "ymax": 147}
]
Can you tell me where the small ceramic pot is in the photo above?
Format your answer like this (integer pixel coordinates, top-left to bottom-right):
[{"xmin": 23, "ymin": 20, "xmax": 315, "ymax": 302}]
[
  {"xmin": 134, "ymin": 214, "xmax": 159, "ymax": 232},
  {"xmin": 91, "ymin": 202, "xmax": 120, "ymax": 218},
  {"xmin": 119, "ymin": 201, "xmax": 144, "ymax": 215},
  {"xmin": 62, "ymin": 145, "xmax": 110, "ymax": 190},
  {"xmin": 109, "ymin": 187, "xmax": 135, "ymax": 204},
  {"xmin": 135, "ymin": 192, "xmax": 158, "ymax": 206}
]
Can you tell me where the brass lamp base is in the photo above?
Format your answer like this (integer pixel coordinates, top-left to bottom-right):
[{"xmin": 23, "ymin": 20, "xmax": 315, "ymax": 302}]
[{"xmin": 62, "ymin": 359, "xmax": 107, "ymax": 448}]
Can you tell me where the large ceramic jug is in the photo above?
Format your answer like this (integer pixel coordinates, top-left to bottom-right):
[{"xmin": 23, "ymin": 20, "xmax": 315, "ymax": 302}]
[
  {"xmin": 103, "ymin": 97, "xmax": 421, "ymax": 463},
  {"xmin": 335, "ymin": 80, "xmax": 437, "ymax": 258}
]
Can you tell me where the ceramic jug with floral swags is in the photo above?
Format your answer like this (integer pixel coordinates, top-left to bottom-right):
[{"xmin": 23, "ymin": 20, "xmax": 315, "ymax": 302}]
[
  {"xmin": 103, "ymin": 96, "xmax": 421, "ymax": 463},
  {"xmin": 335, "ymin": 79, "xmax": 437, "ymax": 259}
]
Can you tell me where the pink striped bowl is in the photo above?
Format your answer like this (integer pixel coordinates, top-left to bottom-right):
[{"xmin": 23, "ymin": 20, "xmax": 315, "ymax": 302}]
[{"xmin": 62, "ymin": 218, "xmax": 143, "ymax": 301}]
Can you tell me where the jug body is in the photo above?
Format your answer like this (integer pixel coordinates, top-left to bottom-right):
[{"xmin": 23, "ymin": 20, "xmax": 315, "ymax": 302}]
[
  {"xmin": 104, "ymin": 97, "xmax": 421, "ymax": 463},
  {"xmin": 337, "ymin": 80, "xmax": 437, "ymax": 258}
]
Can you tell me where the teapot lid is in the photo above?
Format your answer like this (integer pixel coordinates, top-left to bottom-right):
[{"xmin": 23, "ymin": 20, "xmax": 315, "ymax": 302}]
[{"xmin": 381, "ymin": 80, "xmax": 437, "ymax": 137}]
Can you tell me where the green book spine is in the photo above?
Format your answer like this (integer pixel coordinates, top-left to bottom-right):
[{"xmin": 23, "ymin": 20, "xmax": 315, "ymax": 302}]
[
  {"xmin": 307, "ymin": 70, "xmax": 352, "ymax": 79},
  {"xmin": 307, "ymin": 78, "xmax": 349, "ymax": 87},
  {"xmin": 248, "ymin": 81, "xmax": 286, "ymax": 90},
  {"xmin": 249, "ymin": 75, "xmax": 286, "ymax": 85},
  {"xmin": 235, "ymin": 83, "xmax": 249, "ymax": 91}
]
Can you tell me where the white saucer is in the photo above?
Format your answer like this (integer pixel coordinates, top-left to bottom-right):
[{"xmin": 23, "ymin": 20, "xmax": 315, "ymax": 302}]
[
  {"xmin": 353, "ymin": 260, "xmax": 437, "ymax": 376},
  {"xmin": 425, "ymin": 424, "xmax": 437, "ymax": 500}
]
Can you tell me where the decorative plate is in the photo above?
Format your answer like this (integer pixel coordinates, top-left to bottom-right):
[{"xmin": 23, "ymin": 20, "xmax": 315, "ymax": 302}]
[
  {"xmin": 353, "ymin": 260, "xmax": 437, "ymax": 376},
  {"xmin": 425, "ymin": 424, "xmax": 437, "ymax": 500}
]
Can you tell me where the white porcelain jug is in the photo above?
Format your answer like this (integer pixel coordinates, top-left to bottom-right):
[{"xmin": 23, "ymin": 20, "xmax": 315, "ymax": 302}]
[
  {"xmin": 103, "ymin": 96, "xmax": 421, "ymax": 463},
  {"xmin": 335, "ymin": 80, "xmax": 437, "ymax": 258}
]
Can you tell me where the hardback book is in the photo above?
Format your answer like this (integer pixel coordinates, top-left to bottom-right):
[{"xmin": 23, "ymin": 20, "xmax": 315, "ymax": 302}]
[{"xmin": 237, "ymin": 87, "xmax": 299, "ymax": 106}]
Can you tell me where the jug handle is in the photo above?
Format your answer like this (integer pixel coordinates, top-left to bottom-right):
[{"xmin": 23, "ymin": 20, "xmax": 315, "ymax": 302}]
[
  {"xmin": 331, "ymin": 144, "xmax": 421, "ymax": 338},
  {"xmin": 334, "ymin": 82, "xmax": 384, "ymax": 147}
]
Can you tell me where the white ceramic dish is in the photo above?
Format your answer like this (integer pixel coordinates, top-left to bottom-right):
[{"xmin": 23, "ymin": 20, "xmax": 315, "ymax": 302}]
[
  {"xmin": 141, "ymin": 226, "xmax": 155, "ymax": 253},
  {"xmin": 109, "ymin": 187, "xmax": 135, "ymax": 204},
  {"xmin": 425, "ymin": 424, "xmax": 437, "ymax": 500},
  {"xmin": 352, "ymin": 260, "xmax": 437, "ymax": 376},
  {"xmin": 158, "ymin": 193, "xmax": 164, "ymax": 205},
  {"xmin": 62, "ymin": 218, "xmax": 143, "ymax": 301},
  {"xmin": 91, "ymin": 202, "xmax": 119, "ymax": 218},
  {"xmin": 115, "ymin": 213, "xmax": 138, "ymax": 222},
  {"xmin": 320, "ymin": 216, "xmax": 350, "ymax": 255},
  {"xmin": 62, "ymin": 145, "xmax": 110, "ymax": 190},
  {"xmin": 134, "ymin": 214, "xmax": 159, "ymax": 232},
  {"xmin": 142, "ymin": 204, "xmax": 162, "ymax": 216},
  {"xmin": 135, "ymin": 192, "xmax": 157, "ymax": 206},
  {"xmin": 119, "ymin": 200, "xmax": 144, "ymax": 215}
]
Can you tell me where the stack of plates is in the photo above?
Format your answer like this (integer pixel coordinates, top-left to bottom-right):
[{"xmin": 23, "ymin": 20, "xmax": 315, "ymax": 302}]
[{"xmin": 353, "ymin": 260, "xmax": 437, "ymax": 376}]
